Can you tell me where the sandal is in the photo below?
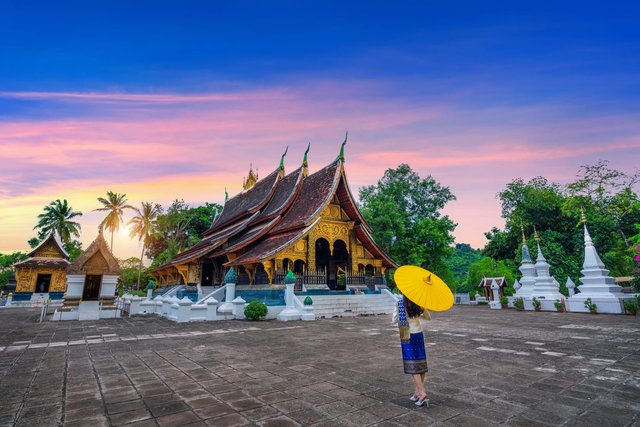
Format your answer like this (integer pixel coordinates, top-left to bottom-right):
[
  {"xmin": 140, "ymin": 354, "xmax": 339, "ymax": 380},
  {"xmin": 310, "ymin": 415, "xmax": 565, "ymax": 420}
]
[
  {"xmin": 415, "ymin": 394, "xmax": 430, "ymax": 408},
  {"xmin": 409, "ymin": 394, "xmax": 419, "ymax": 402}
]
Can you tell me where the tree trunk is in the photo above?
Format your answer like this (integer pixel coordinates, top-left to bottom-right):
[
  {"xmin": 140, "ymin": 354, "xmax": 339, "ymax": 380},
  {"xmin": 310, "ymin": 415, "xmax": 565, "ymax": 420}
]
[
  {"xmin": 110, "ymin": 230, "xmax": 114, "ymax": 252},
  {"xmin": 137, "ymin": 242, "xmax": 145, "ymax": 290}
]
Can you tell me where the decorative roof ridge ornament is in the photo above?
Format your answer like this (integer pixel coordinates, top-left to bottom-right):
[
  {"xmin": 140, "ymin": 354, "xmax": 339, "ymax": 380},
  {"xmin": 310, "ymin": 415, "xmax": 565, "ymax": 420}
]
[
  {"xmin": 533, "ymin": 225, "xmax": 546, "ymax": 262},
  {"xmin": 243, "ymin": 162, "xmax": 259, "ymax": 190},
  {"xmin": 337, "ymin": 131, "xmax": 348, "ymax": 162},
  {"xmin": 224, "ymin": 187, "xmax": 228, "ymax": 204},
  {"xmin": 520, "ymin": 225, "xmax": 532, "ymax": 264},
  {"xmin": 302, "ymin": 142, "xmax": 310, "ymax": 177},
  {"xmin": 279, "ymin": 146, "xmax": 288, "ymax": 178}
]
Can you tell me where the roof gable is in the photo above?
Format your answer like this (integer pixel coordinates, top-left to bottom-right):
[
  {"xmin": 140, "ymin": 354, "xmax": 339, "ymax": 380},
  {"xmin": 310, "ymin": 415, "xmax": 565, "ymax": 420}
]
[
  {"xmin": 270, "ymin": 161, "xmax": 341, "ymax": 234},
  {"xmin": 206, "ymin": 168, "xmax": 281, "ymax": 234},
  {"xmin": 68, "ymin": 232, "xmax": 121, "ymax": 275},
  {"xmin": 27, "ymin": 230, "xmax": 69, "ymax": 259}
]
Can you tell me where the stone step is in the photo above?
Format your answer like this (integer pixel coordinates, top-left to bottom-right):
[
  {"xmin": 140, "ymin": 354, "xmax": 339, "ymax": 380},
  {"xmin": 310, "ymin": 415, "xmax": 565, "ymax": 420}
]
[{"xmin": 299, "ymin": 294, "xmax": 396, "ymax": 318}]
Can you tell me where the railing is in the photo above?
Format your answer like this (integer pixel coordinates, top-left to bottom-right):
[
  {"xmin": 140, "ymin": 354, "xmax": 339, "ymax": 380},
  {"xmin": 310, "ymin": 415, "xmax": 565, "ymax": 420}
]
[
  {"xmin": 197, "ymin": 284, "xmax": 227, "ymax": 305},
  {"xmin": 116, "ymin": 298, "xmax": 131, "ymax": 317},
  {"xmin": 272, "ymin": 269, "xmax": 383, "ymax": 290}
]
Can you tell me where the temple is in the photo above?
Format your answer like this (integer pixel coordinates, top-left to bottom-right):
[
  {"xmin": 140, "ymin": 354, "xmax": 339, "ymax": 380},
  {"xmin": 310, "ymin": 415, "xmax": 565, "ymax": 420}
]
[
  {"xmin": 151, "ymin": 139, "xmax": 397, "ymax": 289},
  {"xmin": 13, "ymin": 230, "xmax": 69, "ymax": 304}
]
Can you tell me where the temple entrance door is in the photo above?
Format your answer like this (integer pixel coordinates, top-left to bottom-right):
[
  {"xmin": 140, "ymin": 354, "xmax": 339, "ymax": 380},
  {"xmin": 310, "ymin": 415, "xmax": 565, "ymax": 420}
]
[
  {"xmin": 83, "ymin": 275, "xmax": 102, "ymax": 300},
  {"xmin": 34, "ymin": 274, "xmax": 51, "ymax": 293},
  {"xmin": 201, "ymin": 262, "xmax": 214, "ymax": 286},
  {"xmin": 315, "ymin": 238, "xmax": 331, "ymax": 287},
  {"xmin": 333, "ymin": 240, "xmax": 349, "ymax": 290}
]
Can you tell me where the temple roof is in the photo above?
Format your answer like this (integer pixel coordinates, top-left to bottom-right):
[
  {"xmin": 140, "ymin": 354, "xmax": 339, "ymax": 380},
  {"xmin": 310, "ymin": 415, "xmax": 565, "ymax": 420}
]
[
  {"xmin": 479, "ymin": 277, "xmax": 506, "ymax": 288},
  {"xmin": 14, "ymin": 257, "xmax": 70, "ymax": 268},
  {"xmin": 206, "ymin": 167, "xmax": 280, "ymax": 235},
  {"xmin": 249, "ymin": 166, "xmax": 303, "ymax": 225},
  {"xmin": 155, "ymin": 145, "xmax": 396, "ymax": 271},
  {"xmin": 271, "ymin": 161, "xmax": 340, "ymax": 234},
  {"xmin": 223, "ymin": 216, "xmax": 281, "ymax": 253},
  {"xmin": 226, "ymin": 220, "xmax": 319, "ymax": 266},
  {"xmin": 68, "ymin": 231, "xmax": 121, "ymax": 275},
  {"xmin": 26, "ymin": 230, "xmax": 69, "ymax": 259}
]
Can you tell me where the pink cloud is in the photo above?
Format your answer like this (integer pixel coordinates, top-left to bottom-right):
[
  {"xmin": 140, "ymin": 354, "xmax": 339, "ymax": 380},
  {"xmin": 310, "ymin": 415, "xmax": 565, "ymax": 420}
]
[{"xmin": 1, "ymin": 83, "xmax": 639, "ymax": 256}]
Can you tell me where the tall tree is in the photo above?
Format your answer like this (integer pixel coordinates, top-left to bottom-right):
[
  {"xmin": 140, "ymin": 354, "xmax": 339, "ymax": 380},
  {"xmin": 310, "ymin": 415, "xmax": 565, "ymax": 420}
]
[
  {"xmin": 0, "ymin": 252, "xmax": 28, "ymax": 289},
  {"xmin": 145, "ymin": 200, "xmax": 222, "ymax": 267},
  {"xmin": 128, "ymin": 202, "xmax": 162, "ymax": 289},
  {"xmin": 359, "ymin": 164, "xmax": 457, "ymax": 285},
  {"xmin": 94, "ymin": 191, "xmax": 132, "ymax": 252},
  {"xmin": 33, "ymin": 199, "xmax": 82, "ymax": 244}
]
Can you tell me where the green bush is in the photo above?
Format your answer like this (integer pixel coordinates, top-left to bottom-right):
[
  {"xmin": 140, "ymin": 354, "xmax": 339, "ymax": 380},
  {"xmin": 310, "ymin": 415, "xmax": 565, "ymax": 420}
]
[
  {"xmin": 623, "ymin": 299, "xmax": 637, "ymax": 313},
  {"xmin": 244, "ymin": 300, "xmax": 268, "ymax": 320},
  {"xmin": 500, "ymin": 296, "xmax": 509, "ymax": 306},
  {"xmin": 514, "ymin": 297, "xmax": 524, "ymax": 310},
  {"xmin": 532, "ymin": 297, "xmax": 541, "ymax": 309}
]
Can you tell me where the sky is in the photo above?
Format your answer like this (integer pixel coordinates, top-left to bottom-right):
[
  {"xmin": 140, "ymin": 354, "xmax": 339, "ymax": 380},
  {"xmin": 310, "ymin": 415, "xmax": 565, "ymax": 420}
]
[{"xmin": 1, "ymin": 1, "xmax": 639, "ymax": 260}]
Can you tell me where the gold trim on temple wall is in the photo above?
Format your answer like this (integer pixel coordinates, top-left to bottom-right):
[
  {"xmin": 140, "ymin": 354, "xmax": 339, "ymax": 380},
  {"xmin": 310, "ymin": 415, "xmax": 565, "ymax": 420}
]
[
  {"xmin": 261, "ymin": 260, "xmax": 274, "ymax": 284},
  {"xmin": 176, "ymin": 265, "xmax": 189, "ymax": 284},
  {"xmin": 15, "ymin": 267, "xmax": 67, "ymax": 293}
]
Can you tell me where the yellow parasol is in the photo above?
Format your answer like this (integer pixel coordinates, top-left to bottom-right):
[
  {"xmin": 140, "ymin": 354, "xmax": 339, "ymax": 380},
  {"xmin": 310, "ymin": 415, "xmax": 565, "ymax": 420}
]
[{"xmin": 394, "ymin": 265, "xmax": 454, "ymax": 312}]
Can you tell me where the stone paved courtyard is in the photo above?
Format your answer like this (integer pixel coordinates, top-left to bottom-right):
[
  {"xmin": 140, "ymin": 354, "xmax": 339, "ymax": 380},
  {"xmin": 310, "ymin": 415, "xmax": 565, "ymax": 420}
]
[{"xmin": 0, "ymin": 306, "xmax": 638, "ymax": 427}]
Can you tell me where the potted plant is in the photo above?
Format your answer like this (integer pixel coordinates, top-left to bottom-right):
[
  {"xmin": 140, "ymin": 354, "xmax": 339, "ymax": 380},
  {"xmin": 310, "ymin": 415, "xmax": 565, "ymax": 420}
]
[
  {"xmin": 500, "ymin": 295, "xmax": 509, "ymax": 308},
  {"xmin": 584, "ymin": 298, "xmax": 597, "ymax": 314},
  {"xmin": 514, "ymin": 297, "xmax": 524, "ymax": 311},
  {"xmin": 623, "ymin": 299, "xmax": 637, "ymax": 316},
  {"xmin": 532, "ymin": 297, "xmax": 541, "ymax": 312},
  {"xmin": 553, "ymin": 299, "xmax": 565, "ymax": 313}
]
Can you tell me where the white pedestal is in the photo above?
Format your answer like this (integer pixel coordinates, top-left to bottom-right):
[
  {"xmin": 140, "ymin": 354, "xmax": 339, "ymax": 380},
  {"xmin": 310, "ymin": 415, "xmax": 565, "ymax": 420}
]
[
  {"xmin": 567, "ymin": 295, "xmax": 625, "ymax": 314},
  {"xmin": 218, "ymin": 283, "xmax": 236, "ymax": 314},
  {"xmin": 277, "ymin": 284, "xmax": 301, "ymax": 321},
  {"xmin": 78, "ymin": 301, "xmax": 100, "ymax": 321}
]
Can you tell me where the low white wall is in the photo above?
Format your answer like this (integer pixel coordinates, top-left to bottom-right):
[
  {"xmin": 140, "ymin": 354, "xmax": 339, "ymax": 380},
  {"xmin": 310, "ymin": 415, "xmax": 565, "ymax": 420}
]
[
  {"xmin": 100, "ymin": 275, "xmax": 118, "ymax": 297},
  {"xmin": 66, "ymin": 275, "xmax": 84, "ymax": 298}
]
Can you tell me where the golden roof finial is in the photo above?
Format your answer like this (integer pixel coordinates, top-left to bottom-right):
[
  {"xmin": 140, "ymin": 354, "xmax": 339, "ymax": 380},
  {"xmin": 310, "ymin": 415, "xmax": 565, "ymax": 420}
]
[
  {"xmin": 521, "ymin": 225, "xmax": 526, "ymax": 243},
  {"xmin": 243, "ymin": 163, "xmax": 258, "ymax": 190},
  {"xmin": 533, "ymin": 225, "xmax": 540, "ymax": 242},
  {"xmin": 580, "ymin": 206, "xmax": 587, "ymax": 224}
]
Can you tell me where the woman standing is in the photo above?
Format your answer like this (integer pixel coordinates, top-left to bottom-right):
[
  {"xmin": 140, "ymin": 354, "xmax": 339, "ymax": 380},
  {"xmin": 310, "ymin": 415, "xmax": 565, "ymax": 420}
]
[{"xmin": 396, "ymin": 295, "xmax": 429, "ymax": 407}]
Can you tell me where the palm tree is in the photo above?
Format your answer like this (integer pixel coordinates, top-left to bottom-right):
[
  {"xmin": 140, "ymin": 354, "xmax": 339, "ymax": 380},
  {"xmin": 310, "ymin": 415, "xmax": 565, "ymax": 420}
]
[
  {"xmin": 94, "ymin": 191, "xmax": 133, "ymax": 251},
  {"xmin": 34, "ymin": 199, "xmax": 82, "ymax": 244},
  {"xmin": 128, "ymin": 202, "xmax": 162, "ymax": 289}
]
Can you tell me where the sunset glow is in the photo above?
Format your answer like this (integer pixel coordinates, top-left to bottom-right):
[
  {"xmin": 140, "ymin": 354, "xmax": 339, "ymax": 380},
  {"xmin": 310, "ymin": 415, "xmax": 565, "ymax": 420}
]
[{"xmin": 1, "ymin": 2, "xmax": 639, "ymax": 260}]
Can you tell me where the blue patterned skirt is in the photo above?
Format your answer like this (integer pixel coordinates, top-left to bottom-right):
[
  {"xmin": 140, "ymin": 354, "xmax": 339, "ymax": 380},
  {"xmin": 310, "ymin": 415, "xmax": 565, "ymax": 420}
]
[{"xmin": 397, "ymin": 299, "xmax": 428, "ymax": 374}]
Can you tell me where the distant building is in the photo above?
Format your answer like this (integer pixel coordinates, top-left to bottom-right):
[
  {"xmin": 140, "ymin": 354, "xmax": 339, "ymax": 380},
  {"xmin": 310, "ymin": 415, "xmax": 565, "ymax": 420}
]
[
  {"xmin": 13, "ymin": 230, "xmax": 69, "ymax": 304},
  {"xmin": 478, "ymin": 277, "xmax": 507, "ymax": 300}
]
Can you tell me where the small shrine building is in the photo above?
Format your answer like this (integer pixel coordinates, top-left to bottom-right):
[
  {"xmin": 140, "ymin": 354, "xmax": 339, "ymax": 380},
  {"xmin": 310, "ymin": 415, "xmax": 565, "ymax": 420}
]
[
  {"xmin": 13, "ymin": 230, "xmax": 69, "ymax": 304},
  {"xmin": 478, "ymin": 277, "xmax": 507, "ymax": 300},
  {"xmin": 151, "ymin": 141, "xmax": 397, "ymax": 289},
  {"xmin": 57, "ymin": 231, "xmax": 121, "ymax": 320}
]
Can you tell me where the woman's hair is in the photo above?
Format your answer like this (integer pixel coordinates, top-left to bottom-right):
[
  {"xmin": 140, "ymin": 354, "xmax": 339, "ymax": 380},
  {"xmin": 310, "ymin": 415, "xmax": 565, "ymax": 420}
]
[{"xmin": 403, "ymin": 295, "xmax": 424, "ymax": 318}]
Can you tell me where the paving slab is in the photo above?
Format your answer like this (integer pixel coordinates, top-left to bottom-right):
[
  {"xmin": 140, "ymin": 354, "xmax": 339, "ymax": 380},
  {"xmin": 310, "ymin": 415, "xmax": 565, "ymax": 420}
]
[{"xmin": 0, "ymin": 306, "xmax": 638, "ymax": 426}]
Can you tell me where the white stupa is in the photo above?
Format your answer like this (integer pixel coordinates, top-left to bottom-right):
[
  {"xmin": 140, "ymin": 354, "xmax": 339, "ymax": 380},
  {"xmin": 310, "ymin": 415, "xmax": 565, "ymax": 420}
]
[
  {"xmin": 513, "ymin": 279, "xmax": 521, "ymax": 292},
  {"xmin": 529, "ymin": 228, "xmax": 564, "ymax": 309},
  {"xmin": 567, "ymin": 211, "xmax": 628, "ymax": 314},
  {"xmin": 566, "ymin": 277, "xmax": 576, "ymax": 297},
  {"xmin": 514, "ymin": 228, "xmax": 537, "ymax": 299}
]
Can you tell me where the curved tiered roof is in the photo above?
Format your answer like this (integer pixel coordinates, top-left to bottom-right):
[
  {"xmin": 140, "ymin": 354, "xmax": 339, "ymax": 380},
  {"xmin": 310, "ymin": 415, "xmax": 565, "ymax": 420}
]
[{"xmin": 152, "ymin": 142, "xmax": 396, "ymax": 275}]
